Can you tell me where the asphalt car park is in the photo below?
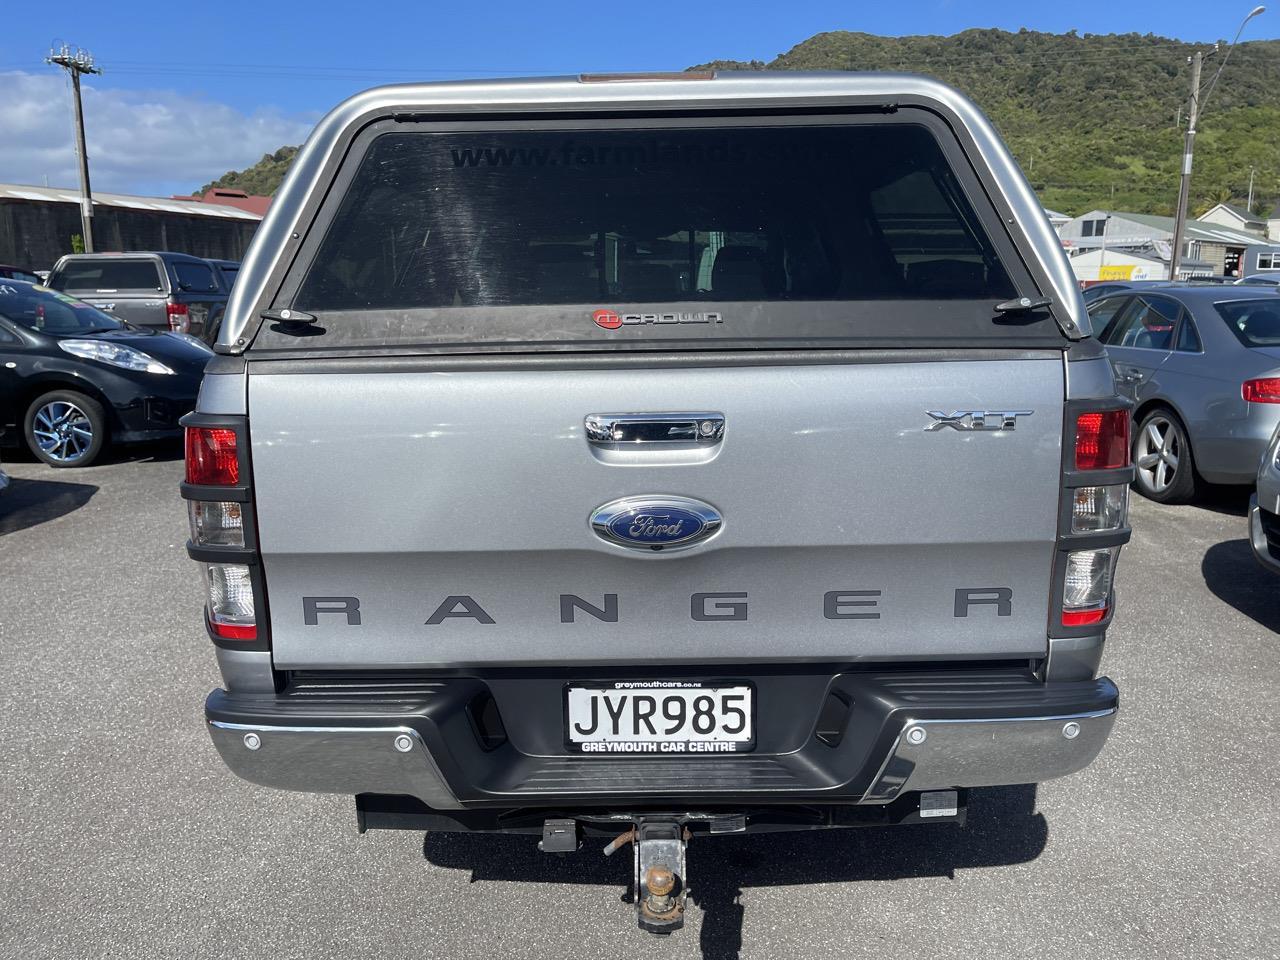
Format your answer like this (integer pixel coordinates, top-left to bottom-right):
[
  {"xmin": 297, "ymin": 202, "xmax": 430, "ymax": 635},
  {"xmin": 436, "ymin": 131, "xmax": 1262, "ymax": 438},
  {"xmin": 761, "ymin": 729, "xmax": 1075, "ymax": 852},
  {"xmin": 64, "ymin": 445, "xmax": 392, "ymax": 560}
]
[{"xmin": 1, "ymin": 452, "xmax": 1277, "ymax": 960}]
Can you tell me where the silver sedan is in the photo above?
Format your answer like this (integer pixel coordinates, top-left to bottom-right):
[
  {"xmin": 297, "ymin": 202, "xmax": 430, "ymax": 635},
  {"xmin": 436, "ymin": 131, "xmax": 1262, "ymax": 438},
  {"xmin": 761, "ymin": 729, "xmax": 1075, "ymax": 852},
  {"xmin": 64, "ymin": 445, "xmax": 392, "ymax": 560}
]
[
  {"xmin": 1086, "ymin": 286, "xmax": 1280, "ymax": 502},
  {"xmin": 1251, "ymin": 422, "xmax": 1280, "ymax": 575}
]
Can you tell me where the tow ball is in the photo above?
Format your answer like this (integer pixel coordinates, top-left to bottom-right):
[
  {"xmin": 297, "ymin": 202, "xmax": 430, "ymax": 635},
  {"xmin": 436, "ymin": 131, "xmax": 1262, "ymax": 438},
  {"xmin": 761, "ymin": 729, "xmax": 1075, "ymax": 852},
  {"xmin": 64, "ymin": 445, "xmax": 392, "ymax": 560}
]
[{"xmin": 603, "ymin": 821, "xmax": 690, "ymax": 933}]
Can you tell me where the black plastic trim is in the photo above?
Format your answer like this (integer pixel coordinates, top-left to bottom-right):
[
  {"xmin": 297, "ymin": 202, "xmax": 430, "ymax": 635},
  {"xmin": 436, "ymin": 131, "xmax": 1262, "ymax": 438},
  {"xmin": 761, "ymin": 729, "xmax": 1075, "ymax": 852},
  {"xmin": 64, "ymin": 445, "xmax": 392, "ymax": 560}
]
[
  {"xmin": 354, "ymin": 789, "xmax": 967, "ymax": 835},
  {"xmin": 207, "ymin": 669, "xmax": 1118, "ymax": 808}
]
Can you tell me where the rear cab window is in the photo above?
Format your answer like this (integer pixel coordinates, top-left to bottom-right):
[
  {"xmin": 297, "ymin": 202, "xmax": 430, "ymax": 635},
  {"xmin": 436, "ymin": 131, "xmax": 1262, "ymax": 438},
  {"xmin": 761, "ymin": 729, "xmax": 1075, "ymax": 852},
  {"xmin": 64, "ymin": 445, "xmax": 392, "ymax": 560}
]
[
  {"xmin": 51, "ymin": 259, "xmax": 165, "ymax": 293},
  {"xmin": 174, "ymin": 261, "xmax": 219, "ymax": 293},
  {"xmin": 254, "ymin": 113, "xmax": 1063, "ymax": 354}
]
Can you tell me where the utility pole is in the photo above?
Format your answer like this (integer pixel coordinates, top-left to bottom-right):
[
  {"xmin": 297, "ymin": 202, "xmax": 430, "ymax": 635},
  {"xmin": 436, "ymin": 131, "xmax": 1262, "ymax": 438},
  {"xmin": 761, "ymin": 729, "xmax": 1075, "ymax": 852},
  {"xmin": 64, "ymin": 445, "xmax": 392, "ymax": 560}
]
[
  {"xmin": 46, "ymin": 44, "xmax": 102, "ymax": 253},
  {"xmin": 1169, "ymin": 50, "xmax": 1203, "ymax": 281},
  {"xmin": 1248, "ymin": 166, "xmax": 1256, "ymax": 210},
  {"xmin": 1168, "ymin": 6, "xmax": 1267, "ymax": 280}
]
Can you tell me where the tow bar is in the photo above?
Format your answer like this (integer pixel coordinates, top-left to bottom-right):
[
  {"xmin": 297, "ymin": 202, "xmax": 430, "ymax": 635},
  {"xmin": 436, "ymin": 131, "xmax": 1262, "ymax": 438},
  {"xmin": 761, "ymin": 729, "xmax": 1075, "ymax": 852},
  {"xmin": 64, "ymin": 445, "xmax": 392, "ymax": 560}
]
[{"xmin": 602, "ymin": 820, "xmax": 690, "ymax": 933}]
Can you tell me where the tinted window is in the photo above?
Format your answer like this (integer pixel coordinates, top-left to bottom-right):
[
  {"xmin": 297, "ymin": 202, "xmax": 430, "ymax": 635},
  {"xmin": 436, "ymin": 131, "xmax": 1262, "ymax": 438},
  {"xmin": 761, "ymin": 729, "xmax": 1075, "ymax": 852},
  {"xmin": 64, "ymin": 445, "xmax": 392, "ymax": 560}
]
[
  {"xmin": 53, "ymin": 259, "xmax": 163, "ymax": 292},
  {"xmin": 1087, "ymin": 296, "xmax": 1131, "ymax": 343},
  {"xmin": 1175, "ymin": 314, "xmax": 1202, "ymax": 352},
  {"xmin": 1104, "ymin": 296, "xmax": 1178, "ymax": 350},
  {"xmin": 215, "ymin": 264, "xmax": 239, "ymax": 288},
  {"xmin": 1215, "ymin": 299, "xmax": 1280, "ymax": 347},
  {"xmin": 1, "ymin": 269, "xmax": 40, "ymax": 283},
  {"xmin": 0, "ymin": 283, "xmax": 124, "ymax": 333},
  {"xmin": 296, "ymin": 124, "xmax": 1015, "ymax": 314},
  {"xmin": 174, "ymin": 262, "xmax": 218, "ymax": 292}
]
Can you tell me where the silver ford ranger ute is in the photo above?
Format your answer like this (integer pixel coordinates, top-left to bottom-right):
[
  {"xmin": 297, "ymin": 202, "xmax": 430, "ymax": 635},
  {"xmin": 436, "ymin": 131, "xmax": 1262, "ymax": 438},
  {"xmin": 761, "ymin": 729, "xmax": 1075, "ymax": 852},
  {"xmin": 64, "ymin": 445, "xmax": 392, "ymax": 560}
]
[{"xmin": 183, "ymin": 72, "xmax": 1132, "ymax": 933}]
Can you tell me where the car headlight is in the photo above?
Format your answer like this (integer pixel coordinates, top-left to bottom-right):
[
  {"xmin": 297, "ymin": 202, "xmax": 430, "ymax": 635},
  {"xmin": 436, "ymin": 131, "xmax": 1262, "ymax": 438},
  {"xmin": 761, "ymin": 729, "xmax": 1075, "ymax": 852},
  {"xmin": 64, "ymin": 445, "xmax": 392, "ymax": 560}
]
[{"xmin": 58, "ymin": 339, "xmax": 175, "ymax": 375}]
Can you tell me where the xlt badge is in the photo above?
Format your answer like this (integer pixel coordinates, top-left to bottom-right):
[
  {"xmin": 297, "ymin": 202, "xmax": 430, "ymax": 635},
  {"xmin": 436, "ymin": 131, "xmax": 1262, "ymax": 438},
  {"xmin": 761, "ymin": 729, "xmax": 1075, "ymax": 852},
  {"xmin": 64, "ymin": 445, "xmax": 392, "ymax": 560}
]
[
  {"xmin": 590, "ymin": 496, "xmax": 723, "ymax": 552},
  {"xmin": 925, "ymin": 409, "xmax": 1034, "ymax": 432}
]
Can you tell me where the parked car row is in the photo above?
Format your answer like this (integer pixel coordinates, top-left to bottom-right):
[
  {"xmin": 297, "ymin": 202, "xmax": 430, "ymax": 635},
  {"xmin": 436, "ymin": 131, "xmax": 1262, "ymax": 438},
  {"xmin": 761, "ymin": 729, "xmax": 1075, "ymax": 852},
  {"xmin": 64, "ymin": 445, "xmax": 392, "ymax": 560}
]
[
  {"xmin": 45, "ymin": 251, "xmax": 239, "ymax": 344},
  {"xmin": 1085, "ymin": 284, "xmax": 1280, "ymax": 503},
  {"xmin": 0, "ymin": 279, "xmax": 211, "ymax": 467}
]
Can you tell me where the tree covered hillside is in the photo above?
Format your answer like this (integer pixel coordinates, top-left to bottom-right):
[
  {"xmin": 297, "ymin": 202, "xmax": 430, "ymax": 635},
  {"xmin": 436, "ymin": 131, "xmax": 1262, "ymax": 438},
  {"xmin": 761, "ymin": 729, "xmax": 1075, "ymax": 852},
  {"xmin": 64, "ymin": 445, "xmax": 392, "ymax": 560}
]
[
  {"xmin": 692, "ymin": 28, "xmax": 1280, "ymax": 216},
  {"xmin": 197, "ymin": 29, "xmax": 1280, "ymax": 218}
]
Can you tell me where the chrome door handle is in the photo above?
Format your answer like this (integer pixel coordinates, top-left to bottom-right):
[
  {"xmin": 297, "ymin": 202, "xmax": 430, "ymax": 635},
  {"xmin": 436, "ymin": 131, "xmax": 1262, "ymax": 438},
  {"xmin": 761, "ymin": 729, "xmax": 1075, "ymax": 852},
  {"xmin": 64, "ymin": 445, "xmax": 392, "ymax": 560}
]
[{"xmin": 584, "ymin": 412, "xmax": 725, "ymax": 445}]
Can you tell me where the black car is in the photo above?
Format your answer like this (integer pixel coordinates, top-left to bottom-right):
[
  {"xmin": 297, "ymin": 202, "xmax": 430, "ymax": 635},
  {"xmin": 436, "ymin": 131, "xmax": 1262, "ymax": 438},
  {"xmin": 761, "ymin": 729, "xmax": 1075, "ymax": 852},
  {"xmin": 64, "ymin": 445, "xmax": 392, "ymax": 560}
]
[
  {"xmin": 0, "ymin": 279, "xmax": 211, "ymax": 467},
  {"xmin": 46, "ymin": 251, "xmax": 230, "ymax": 342}
]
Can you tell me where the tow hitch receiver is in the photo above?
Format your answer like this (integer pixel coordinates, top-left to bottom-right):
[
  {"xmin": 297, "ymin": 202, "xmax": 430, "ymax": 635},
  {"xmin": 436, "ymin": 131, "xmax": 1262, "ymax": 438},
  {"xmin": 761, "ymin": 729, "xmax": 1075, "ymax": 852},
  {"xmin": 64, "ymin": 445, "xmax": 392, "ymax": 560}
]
[{"xmin": 631, "ymin": 821, "xmax": 689, "ymax": 933}]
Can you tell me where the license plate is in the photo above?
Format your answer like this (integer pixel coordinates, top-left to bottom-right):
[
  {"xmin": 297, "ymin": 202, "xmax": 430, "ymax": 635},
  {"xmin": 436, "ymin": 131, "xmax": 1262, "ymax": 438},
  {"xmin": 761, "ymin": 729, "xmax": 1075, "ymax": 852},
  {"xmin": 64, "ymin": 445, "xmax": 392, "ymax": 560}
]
[{"xmin": 565, "ymin": 682, "xmax": 754, "ymax": 754}]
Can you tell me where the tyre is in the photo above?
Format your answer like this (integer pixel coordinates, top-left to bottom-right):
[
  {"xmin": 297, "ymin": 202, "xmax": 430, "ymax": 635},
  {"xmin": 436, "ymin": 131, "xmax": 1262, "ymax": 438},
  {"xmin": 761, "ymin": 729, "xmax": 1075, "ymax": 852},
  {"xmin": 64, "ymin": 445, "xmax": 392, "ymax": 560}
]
[
  {"xmin": 24, "ymin": 390, "xmax": 108, "ymax": 468},
  {"xmin": 1132, "ymin": 407, "xmax": 1198, "ymax": 504}
]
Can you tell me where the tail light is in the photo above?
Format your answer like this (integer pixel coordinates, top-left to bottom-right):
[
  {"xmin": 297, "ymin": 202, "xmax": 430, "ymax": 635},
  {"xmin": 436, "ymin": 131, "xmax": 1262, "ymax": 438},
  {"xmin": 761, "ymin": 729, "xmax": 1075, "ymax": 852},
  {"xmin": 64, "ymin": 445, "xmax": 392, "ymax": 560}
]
[
  {"xmin": 186, "ymin": 427, "xmax": 239, "ymax": 485},
  {"xmin": 1242, "ymin": 378, "xmax": 1280, "ymax": 404},
  {"xmin": 1074, "ymin": 410, "xmax": 1129, "ymax": 470},
  {"xmin": 167, "ymin": 300, "xmax": 189, "ymax": 332},
  {"xmin": 181, "ymin": 415, "xmax": 267, "ymax": 648},
  {"xmin": 1053, "ymin": 401, "xmax": 1133, "ymax": 637},
  {"xmin": 1061, "ymin": 547, "xmax": 1118, "ymax": 625}
]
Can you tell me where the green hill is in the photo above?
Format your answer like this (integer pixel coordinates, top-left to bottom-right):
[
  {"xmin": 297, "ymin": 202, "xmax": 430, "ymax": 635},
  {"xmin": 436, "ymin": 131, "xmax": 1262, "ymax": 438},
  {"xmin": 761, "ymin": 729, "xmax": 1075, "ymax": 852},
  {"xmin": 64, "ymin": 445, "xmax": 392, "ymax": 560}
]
[
  {"xmin": 198, "ymin": 29, "xmax": 1280, "ymax": 217},
  {"xmin": 692, "ymin": 28, "xmax": 1280, "ymax": 217},
  {"xmin": 197, "ymin": 146, "xmax": 299, "ymax": 197}
]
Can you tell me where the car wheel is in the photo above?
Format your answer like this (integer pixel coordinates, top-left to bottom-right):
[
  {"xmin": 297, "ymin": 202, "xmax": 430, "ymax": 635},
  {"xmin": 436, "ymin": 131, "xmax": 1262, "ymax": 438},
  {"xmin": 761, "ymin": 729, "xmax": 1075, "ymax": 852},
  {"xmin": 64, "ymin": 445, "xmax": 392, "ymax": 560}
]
[
  {"xmin": 1132, "ymin": 407, "xmax": 1198, "ymax": 504},
  {"xmin": 24, "ymin": 390, "xmax": 107, "ymax": 468}
]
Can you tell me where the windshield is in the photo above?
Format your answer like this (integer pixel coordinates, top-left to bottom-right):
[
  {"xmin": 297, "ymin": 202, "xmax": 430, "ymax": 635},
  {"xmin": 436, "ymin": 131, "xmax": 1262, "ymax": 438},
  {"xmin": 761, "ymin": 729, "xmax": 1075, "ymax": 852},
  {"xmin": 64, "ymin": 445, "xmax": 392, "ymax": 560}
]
[
  {"xmin": 1215, "ymin": 299, "xmax": 1280, "ymax": 348},
  {"xmin": 0, "ymin": 283, "xmax": 126, "ymax": 333}
]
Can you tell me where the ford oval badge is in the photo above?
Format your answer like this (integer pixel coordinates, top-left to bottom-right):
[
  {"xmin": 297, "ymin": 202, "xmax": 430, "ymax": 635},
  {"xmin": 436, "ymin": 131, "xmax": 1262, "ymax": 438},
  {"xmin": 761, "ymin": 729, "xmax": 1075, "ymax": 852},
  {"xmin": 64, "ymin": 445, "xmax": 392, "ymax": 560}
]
[{"xmin": 590, "ymin": 496, "xmax": 723, "ymax": 552}]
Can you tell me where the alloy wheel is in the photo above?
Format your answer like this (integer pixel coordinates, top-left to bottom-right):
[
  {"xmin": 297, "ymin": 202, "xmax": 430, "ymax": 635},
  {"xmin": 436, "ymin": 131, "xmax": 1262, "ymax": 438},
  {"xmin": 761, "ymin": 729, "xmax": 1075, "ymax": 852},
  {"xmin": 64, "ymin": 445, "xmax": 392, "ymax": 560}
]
[
  {"xmin": 1135, "ymin": 415, "xmax": 1181, "ymax": 494},
  {"xmin": 31, "ymin": 400, "xmax": 94, "ymax": 464}
]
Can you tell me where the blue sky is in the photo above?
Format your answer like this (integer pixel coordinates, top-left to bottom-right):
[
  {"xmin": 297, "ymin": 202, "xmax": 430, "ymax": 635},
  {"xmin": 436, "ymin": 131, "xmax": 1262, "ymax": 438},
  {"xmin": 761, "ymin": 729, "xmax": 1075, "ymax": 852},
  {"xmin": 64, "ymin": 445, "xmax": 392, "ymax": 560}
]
[{"xmin": 2, "ymin": 0, "xmax": 1276, "ymax": 195}]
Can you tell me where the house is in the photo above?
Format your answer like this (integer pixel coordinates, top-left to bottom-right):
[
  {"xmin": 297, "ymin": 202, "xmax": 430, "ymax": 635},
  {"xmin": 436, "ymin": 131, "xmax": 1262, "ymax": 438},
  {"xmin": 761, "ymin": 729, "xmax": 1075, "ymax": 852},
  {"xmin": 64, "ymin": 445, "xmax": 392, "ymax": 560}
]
[
  {"xmin": 1043, "ymin": 208, "xmax": 1071, "ymax": 234},
  {"xmin": 1059, "ymin": 209, "xmax": 1280, "ymax": 280},
  {"xmin": 1198, "ymin": 202, "xmax": 1268, "ymax": 237},
  {"xmin": 0, "ymin": 182, "xmax": 262, "ymax": 269}
]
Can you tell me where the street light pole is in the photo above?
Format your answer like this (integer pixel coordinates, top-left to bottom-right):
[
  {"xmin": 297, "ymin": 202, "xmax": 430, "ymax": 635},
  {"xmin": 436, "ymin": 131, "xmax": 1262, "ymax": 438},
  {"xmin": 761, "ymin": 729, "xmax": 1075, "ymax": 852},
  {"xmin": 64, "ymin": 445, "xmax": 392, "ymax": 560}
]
[
  {"xmin": 1168, "ymin": 5, "xmax": 1265, "ymax": 281},
  {"xmin": 1169, "ymin": 51, "xmax": 1203, "ymax": 281},
  {"xmin": 46, "ymin": 44, "xmax": 103, "ymax": 253}
]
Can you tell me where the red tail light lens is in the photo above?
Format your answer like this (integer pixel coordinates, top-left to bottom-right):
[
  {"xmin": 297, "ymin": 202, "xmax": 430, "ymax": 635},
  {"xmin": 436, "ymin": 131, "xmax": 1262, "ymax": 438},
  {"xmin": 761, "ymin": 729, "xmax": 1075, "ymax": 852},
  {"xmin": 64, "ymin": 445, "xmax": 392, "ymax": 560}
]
[
  {"xmin": 209, "ymin": 619, "xmax": 257, "ymax": 640},
  {"xmin": 1062, "ymin": 608, "xmax": 1108, "ymax": 627},
  {"xmin": 166, "ymin": 301, "xmax": 189, "ymax": 332},
  {"xmin": 186, "ymin": 427, "xmax": 239, "ymax": 485},
  {"xmin": 1243, "ymin": 378, "xmax": 1280, "ymax": 404},
  {"xmin": 1075, "ymin": 411, "xmax": 1129, "ymax": 470}
]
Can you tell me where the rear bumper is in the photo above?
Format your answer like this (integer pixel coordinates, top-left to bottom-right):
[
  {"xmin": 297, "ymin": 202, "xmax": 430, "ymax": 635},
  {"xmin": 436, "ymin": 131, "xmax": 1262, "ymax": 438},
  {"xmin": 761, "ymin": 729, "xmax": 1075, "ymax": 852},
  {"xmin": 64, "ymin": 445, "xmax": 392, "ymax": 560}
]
[
  {"xmin": 206, "ymin": 669, "xmax": 1118, "ymax": 812},
  {"xmin": 1249, "ymin": 496, "xmax": 1280, "ymax": 576}
]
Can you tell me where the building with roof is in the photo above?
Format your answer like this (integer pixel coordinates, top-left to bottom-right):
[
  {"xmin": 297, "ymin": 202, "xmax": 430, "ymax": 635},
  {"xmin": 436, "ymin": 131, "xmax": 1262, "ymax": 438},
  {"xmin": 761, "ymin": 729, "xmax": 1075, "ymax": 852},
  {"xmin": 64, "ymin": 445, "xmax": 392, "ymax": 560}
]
[
  {"xmin": 0, "ymin": 183, "xmax": 263, "ymax": 271},
  {"xmin": 1059, "ymin": 209, "xmax": 1280, "ymax": 281},
  {"xmin": 172, "ymin": 188, "xmax": 273, "ymax": 218},
  {"xmin": 1198, "ymin": 202, "xmax": 1268, "ymax": 237},
  {"xmin": 1043, "ymin": 208, "xmax": 1071, "ymax": 234}
]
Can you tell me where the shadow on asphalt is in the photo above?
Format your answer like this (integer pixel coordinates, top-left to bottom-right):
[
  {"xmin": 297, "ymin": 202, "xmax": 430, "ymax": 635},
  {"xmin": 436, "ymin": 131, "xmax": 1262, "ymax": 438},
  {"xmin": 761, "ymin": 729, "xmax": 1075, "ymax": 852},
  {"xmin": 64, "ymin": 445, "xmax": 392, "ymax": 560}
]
[
  {"xmin": 108, "ymin": 439, "xmax": 184, "ymax": 465},
  {"xmin": 422, "ymin": 784, "xmax": 1044, "ymax": 959},
  {"xmin": 1202, "ymin": 539, "xmax": 1280, "ymax": 633},
  {"xmin": 0, "ymin": 476, "xmax": 98, "ymax": 536},
  {"xmin": 1193, "ymin": 484, "xmax": 1254, "ymax": 519}
]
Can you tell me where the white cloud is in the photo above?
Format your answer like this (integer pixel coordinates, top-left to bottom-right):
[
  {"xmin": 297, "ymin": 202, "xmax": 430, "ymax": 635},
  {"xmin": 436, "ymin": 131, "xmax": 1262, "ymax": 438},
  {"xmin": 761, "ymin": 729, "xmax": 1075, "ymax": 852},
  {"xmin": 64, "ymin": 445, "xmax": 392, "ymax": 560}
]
[{"xmin": 0, "ymin": 71, "xmax": 315, "ymax": 197}]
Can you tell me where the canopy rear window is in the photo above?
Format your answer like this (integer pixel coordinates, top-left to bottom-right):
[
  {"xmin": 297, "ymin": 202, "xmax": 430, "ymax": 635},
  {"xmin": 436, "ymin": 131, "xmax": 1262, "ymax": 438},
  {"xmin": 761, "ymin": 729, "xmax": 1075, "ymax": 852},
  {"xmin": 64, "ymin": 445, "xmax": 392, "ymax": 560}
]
[
  {"xmin": 52, "ymin": 259, "xmax": 164, "ymax": 293},
  {"xmin": 261, "ymin": 115, "xmax": 1051, "ymax": 353}
]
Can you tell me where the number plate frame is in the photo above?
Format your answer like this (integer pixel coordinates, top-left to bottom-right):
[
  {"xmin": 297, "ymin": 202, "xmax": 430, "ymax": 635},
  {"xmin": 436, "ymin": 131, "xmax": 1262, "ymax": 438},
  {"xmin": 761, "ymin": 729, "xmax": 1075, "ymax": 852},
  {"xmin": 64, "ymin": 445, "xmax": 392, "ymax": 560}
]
[{"xmin": 563, "ymin": 681, "xmax": 756, "ymax": 754}]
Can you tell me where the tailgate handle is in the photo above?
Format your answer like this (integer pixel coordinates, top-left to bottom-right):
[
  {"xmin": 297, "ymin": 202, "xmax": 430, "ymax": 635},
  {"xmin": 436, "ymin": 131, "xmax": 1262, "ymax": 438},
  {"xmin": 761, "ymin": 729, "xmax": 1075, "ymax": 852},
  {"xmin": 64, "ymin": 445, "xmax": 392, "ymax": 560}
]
[{"xmin": 584, "ymin": 412, "xmax": 724, "ymax": 445}]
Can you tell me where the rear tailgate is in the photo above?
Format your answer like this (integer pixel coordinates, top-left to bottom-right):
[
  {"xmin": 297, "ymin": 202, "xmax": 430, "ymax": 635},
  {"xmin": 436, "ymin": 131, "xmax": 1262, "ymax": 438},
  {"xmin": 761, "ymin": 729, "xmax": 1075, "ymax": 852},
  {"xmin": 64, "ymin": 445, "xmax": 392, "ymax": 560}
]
[
  {"xmin": 251, "ymin": 356, "xmax": 1063, "ymax": 667},
  {"xmin": 240, "ymin": 104, "xmax": 1073, "ymax": 669}
]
